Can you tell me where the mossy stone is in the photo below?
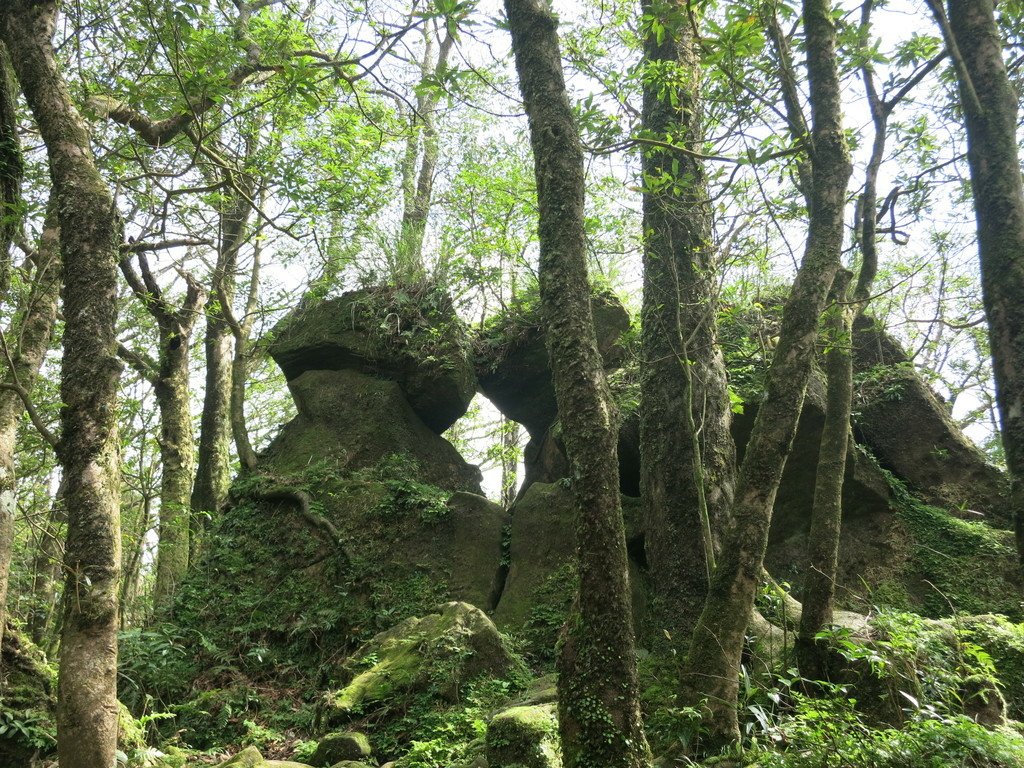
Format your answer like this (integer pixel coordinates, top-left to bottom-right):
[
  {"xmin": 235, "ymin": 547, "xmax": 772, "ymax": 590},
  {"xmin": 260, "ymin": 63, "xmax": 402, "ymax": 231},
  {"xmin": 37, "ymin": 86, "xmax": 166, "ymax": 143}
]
[
  {"xmin": 494, "ymin": 482, "xmax": 646, "ymax": 656},
  {"xmin": 268, "ymin": 368, "xmax": 481, "ymax": 492},
  {"xmin": 852, "ymin": 314, "xmax": 1008, "ymax": 521},
  {"xmin": 486, "ymin": 703, "xmax": 561, "ymax": 768},
  {"xmin": 309, "ymin": 731, "xmax": 371, "ymax": 766},
  {"xmin": 269, "ymin": 287, "xmax": 476, "ymax": 433},
  {"xmin": 959, "ymin": 614, "xmax": 1024, "ymax": 720},
  {"xmin": 220, "ymin": 747, "xmax": 266, "ymax": 767},
  {"xmin": 475, "ymin": 291, "xmax": 630, "ymax": 439},
  {"xmin": 323, "ymin": 602, "xmax": 522, "ymax": 725}
]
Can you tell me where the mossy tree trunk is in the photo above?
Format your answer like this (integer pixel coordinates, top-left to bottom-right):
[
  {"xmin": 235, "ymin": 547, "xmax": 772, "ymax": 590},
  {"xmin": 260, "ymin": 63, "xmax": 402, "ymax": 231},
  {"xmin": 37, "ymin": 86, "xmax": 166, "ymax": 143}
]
[
  {"xmin": 638, "ymin": 0, "xmax": 736, "ymax": 637},
  {"xmin": 0, "ymin": 204, "xmax": 60, "ymax": 644},
  {"xmin": 192, "ymin": 183, "xmax": 251, "ymax": 554},
  {"xmin": 799, "ymin": 2, "xmax": 891, "ymax": 674},
  {"xmin": 120, "ymin": 254, "xmax": 206, "ymax": 611},
  {"xmin": 931, "ymin": 0, "xmax": 1024, "ymax": 567},
  {"xmin": 680, "ymin": 0, "xmax": 852, "ymax": 746},
  {"xmin": 3, "ymin": 4, "xmax": 123, "ymax": 768},
  {"xmin": 504, "ymin": 0, "xmax": 651, "ymax": 765},
  {"xmin": 797, "ymin": 270, "xmax": 853, "ymax": 680}
]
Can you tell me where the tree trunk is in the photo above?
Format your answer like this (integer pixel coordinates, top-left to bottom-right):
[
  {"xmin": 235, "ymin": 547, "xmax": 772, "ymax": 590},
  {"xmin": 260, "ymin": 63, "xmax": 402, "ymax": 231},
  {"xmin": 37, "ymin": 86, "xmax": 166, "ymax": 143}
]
[
  {"xmin": 192, "ymin": 189, "xmax": 250, "ymax": 556},
  {"xmin": 0, "ymin": 205, "xmax": 61, "ymax": 643},
  {"xmin": 935, "ymin": 0, "xmax": 1024, "ymax": 567},
  {"xmin": 0, "ymin": 41, "xmax": 22, "ymax": 295},
  {"xmin": 798, "ymin": 4, "xmax": 886, "ymax": 674},
  {"xmin": 679, "ymin": 0, "xmax": 852, "ymax": 746},
  {"xmin": 638, "ymin": 0, "xmax": 736, "ymax": 637},
  {"xmin": 504, "ymin": 1, "xmax": 650, "ymax": 765},
  {"xmin": 3, "ymin": 5, "xmax": 123, "ymax": 768},
  {"xmin": 397, "ymin": 24, "xmax": 454, "ymax": 278},
  {"xmin": 152, "ymin": 321, "xmax": 200, "ymax": 610},
  {"xmin": 797, "ymin": 271, "xmax": 853, "ymax": 680}
]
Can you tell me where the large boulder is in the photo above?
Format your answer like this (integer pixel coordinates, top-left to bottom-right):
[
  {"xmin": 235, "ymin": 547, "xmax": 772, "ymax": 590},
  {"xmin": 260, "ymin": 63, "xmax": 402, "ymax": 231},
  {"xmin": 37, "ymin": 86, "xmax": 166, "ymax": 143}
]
[
  {"xmin": 475, "ymin": 291, "xmax": 631, "ymax": 439},
  {"xmin": 174, "ymin": 469, "xmax": 507, "ymax": 684},
  {"xmin": 493, "ymin": 482, "xmax": 646, "ymax": 655},
  {"xmin": 734, "ymin": 368, "xmax": 896, "ymax": 591},
  {"xmin": 321, "ymin": 602, "xmax": 522, "ymax": 725},
  {"xmin": 852, "ymin": 314, "xmax": 1008, "ymax": 523},
  {"xmin": 265, "ymin": 368, "xmax": 482, "ymax": 493},
  {"xmin": 269, "ymin": 287, "xmax": 477, "ymax": 433}
]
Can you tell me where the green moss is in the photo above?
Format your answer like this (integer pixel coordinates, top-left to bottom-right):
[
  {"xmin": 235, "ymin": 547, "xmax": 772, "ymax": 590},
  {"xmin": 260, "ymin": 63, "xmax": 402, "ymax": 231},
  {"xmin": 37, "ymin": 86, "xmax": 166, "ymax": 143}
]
[
  {"xmin": 959, "ymin": 615, "xmax": 1024, "ymax": 720},
  {"xmin": 893, "ymin": 496, "xmax": 1022, "ymax": 619},
  {"xmin": 486, "ymin": 704, "xmax": 561, "ymax": 768}
]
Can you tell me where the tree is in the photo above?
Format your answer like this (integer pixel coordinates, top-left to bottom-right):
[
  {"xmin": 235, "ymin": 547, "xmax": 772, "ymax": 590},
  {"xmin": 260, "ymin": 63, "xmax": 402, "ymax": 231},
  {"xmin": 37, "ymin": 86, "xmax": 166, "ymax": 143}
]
[
  {"xmin": 119, "ymin": 253, "xmax": 206, "ymax": 611},
  {"xmin": 638, "ymin": 0, "xmax": 737, "ymax": 636},
  {"xmin": 2, "ymin": 3, "xmax": 123, "ymax": 767},
  {"xmin": 504, "ymin": 0, "xmax": 650, "ymax": 764},
  {"xmin": 928, "ymin": 0, "xmax": 1024, "ymax": 567},
  {"xmin": 679, "ymin": 0, "xmax": 852, "ymax": 745}
]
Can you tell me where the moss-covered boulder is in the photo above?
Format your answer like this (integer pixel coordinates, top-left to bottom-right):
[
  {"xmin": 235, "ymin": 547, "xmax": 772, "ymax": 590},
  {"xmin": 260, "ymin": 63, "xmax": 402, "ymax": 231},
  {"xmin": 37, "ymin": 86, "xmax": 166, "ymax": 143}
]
[
  {"xmin": 475, "ymin": 291, "xmax": 630, "ymax": 439},
  {"xmin": 0, "ymin": 628, "xmax": 56, "ymax": 765},
  {"xmin": 852, "ymin": 315, "xmax": 1008, "ymax": 523},
  {"xmin": 267, "ymin": 368, "xmax": 481, "ymax": 493},
  {"xmin": 269, "ymin": 286, "xmax": 477, "ymax": 433},
  {"xmin": 218, "ymin": 746, "xmax": 314, "ymax": 767},
  {"xmin": 486, "ymin": 703, "xmax": 561, "ymax": 768},
  {"xmin": 493, "ymin": 482, "xmax": 646, "ymax": 656},
  {"xmin": 172, "ymin": 460, "xmax": 506, "ymax": 695},
  {"xmin": 322, "ymin": 602, "xmax": 522, "ymax": 725},
  {"xmin": 308, "ymin": 731, "xmax": 372, "ymax": 766}
]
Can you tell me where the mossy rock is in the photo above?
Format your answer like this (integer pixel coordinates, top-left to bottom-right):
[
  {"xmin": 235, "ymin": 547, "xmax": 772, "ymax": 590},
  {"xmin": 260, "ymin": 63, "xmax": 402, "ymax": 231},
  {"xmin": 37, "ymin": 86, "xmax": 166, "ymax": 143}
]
[
  {"xmin": 266, "ymin": 368, "xmax": 481, "ymax": 493},
  {"xmin": 0, "ymin": 628, "xmax": 56, "ymax": 765},
  {"xmin": 322, "ymin": 602, "xmax": 523, "ymax": 725},
  {"xmin": 173, "ymin": 460, "xmax": 507, "ymax": 694},
  {"xmin": 475, "ymin": 291, "xmax": 630, "ymax": 439},
  {"xmin": 851, "ymin": 314, "xmax": 1008, "ymax": 521},
  {"xmin": 218, "ymin": 746, "xmax": 314, "ymax": 767},
  {"xmin": 486, "ymin": 703, "xmax": 561, "ymax": 768},
  {"xmin": 269, "ymin": 286, "xmax": 477, "ymax": 433},
  {"xmin": 220, "ymin": 747, "xmax": 266, "ymax": 767},
  {"xmin": 309, "ymin": 731, "xmax": 371, "ymax": 766},
  {"xmin": 493, "ymin": 482, "xmax": 646, "ymax": 658}
]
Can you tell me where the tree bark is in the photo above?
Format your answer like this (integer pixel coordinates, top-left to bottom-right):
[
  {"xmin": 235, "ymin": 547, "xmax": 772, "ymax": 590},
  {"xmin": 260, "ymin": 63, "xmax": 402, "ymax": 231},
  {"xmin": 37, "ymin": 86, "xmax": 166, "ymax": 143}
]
[
  {"xmin": 191, "ymin": 187, "xmax": 250, "ymax": 555},
  {"xmin": 504, "ymin": 1, "xmax": 650, "ymax": 765},
  {"xmin": 0, "ymin": 41, "xmax": 22, "ymax": 295},
  {"xmin": 3, "ymin": 4, "xmax": 123, "ymax": 768},
  {"xmin": 797, "ymin": 271, "xmax": 853, "ymax": 680},
  {"xmin": 638, "ymin": 0, "xmax": 736, "ymax": 637},
  {"xmin": 679, "ymin": 0, "xmax": 852, "ymax": 746},
  {"xmin": 934, "ymin": 0, "xmax": 1024, "ymax": 567},
  {"xmin": 798, "ymin": 2, "xmax": 886, "ymax": 674},
  {"xmin": 0, "ymin": 205, "xmax": 61, "ymax": 644},
  {"xmin": 121, "ymin": 256, "xmax": 205, "ymax": 611}
]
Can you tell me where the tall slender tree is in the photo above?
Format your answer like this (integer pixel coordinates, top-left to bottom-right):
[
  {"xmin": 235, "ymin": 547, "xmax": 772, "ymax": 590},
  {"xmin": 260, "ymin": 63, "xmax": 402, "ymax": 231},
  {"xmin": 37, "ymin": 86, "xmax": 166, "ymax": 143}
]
[
  {"xmin": 119, "ymin": 253, "xmax": 206, "ymax": 610},
  {"xmin": 927, "ymin": 0, "xmax": 1024, "ymax": 566},
  {"xmin": 680, "ymin": 0, "xmax": 852, "ymax": 745},
  {"xmin": 2, "ymin": 3, "xmax": 123, "ymax": 767},
  {"xmin": 504, "ymin": 0, "xmax": 650, "ymax": 764}
]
